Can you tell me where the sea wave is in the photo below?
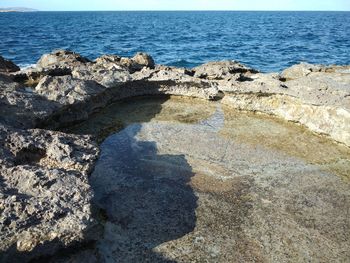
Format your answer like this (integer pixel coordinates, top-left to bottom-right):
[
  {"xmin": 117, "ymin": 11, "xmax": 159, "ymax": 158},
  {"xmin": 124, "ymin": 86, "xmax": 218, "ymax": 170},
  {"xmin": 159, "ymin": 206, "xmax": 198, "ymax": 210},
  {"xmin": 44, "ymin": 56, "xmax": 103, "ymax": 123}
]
[{"xmin": 19, "ymin": 63, "xmax": 36, "ymax": 70}]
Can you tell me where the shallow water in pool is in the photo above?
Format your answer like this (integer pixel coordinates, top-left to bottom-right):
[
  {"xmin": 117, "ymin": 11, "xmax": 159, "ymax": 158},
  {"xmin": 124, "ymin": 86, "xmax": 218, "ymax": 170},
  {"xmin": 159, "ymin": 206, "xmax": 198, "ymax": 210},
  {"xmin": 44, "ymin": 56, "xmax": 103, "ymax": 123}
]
[{"xmin": 66, "ymin": 96, "xmax": 350, "ymax": 262}]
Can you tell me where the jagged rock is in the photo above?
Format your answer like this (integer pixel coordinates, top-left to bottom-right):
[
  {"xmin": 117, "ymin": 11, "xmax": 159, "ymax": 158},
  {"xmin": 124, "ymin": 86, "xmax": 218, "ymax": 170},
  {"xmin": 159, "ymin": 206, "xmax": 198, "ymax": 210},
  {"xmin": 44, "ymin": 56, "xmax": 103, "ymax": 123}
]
[
  {"xmin": 132, "ymin": 52, "xmax": 155, "ymax": 69},
  {"xmin": 0, "ymin": 50, "xmax": 350, "ymax": 262},
  {"xmin": 0, "ymin": 73, "xmax": 21, "ymax": 90},
  {"xmin": 193, "ymin": 61, "xmax": 258, "ymax": 80},
  {"xmin": 35, "ymin": 75, "xmax": 106, "ymax": 105},
  {"xmin": 0, "ymin": 125, "xmax": 100, "ymax": 263},
  {"xmin": 72, "ymin": 64, "xmax": 131, "ymax": 88},
  {"xmin": 0, "ymin": 76, "xmax": 59, "ymax": 129},
  {"xmin": 280, "ymin": 62, "xmax": 323, "ymax": 80},
  {"xmin": 36, "ymin": 50, "xmax": 91, "ymax": 70},
  {"xmin": 94, "ymin": 55, "xmax": 122, "ymax": 65},
  {"xmin": 220, "ymin": 69, "xmax": 350, "ymax": 146},
  {"xmin": 0, "ymin": 56, "xmax": 20, "ymax": 73}
]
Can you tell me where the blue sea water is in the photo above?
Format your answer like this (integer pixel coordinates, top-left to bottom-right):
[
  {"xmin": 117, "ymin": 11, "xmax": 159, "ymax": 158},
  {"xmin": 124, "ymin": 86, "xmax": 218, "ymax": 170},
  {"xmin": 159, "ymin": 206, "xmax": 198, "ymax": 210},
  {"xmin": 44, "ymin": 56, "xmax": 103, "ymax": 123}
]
[{"xmin": 0, "ymin": 11, "xmax": 349, "ymax": 72}]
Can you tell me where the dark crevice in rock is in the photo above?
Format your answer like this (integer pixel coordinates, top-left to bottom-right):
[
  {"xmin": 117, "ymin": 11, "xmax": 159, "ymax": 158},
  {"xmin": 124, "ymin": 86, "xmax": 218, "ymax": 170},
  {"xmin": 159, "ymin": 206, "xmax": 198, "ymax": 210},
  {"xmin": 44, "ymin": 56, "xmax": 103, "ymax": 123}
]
[
  {"xmin": 236, "ymin": 74, "xmax": 254, "ymax": 82},
  {"xmin": 13, "ymin": 146, "xmax": 46, "ymax": 166}
]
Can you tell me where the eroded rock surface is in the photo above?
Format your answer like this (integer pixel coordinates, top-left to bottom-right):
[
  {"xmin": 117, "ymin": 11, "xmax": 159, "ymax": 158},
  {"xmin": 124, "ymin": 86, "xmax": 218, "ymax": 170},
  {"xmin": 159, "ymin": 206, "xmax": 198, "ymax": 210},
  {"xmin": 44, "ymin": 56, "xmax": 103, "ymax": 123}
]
[
  {"xmin": 0, "ymin": 51, "xmax": 349, "ymax": 262},
  {"xmin": 0, "ymin": 56, "xmax": 20, "ymax": 73},
  {"xmin": 0, "ymin": 125, "xmax": 100, "ymax": 263}
]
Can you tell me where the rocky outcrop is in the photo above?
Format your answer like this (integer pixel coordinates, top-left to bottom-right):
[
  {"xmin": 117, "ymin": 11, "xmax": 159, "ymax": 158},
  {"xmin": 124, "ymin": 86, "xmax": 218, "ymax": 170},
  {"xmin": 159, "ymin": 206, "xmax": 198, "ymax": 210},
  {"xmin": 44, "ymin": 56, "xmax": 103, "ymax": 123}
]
[
  {"xmin": 0, "ymin": 56, "xmax": 20, "ymax": 73},
  {"xmin": 0, "ymin": 125, "xmax": 100, "ymax": 263},
  {"xmin": 280, "ymin": 62, "xmax": 350, "ymax": 80},
  {"xmin": 36, "ymin": 50, "xmax": 91, "ymax": 70},
  {"xmin": 0, "ymin": 75, "xmax": 59, "ymax": 129},
  {"xmin": 35, "ymin": 75, "xmax": 106, "ymax": 106},
  {"xmin": 219, "ymin": 66, "xmax": 350, "ymax": 146},
  {"xmin": 193, "ymin": 61, "xmax": 258, "ymax": 80},
  {"xmin": 0, "ymin": 51, "xmax": 349, "ymax": 262}
]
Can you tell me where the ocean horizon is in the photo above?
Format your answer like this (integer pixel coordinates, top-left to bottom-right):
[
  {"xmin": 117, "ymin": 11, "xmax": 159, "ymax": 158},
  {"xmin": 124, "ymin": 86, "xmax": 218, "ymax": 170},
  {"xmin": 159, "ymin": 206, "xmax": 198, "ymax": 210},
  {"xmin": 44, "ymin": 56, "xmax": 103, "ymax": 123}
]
[{"xmin": 1, "ymin": 11, "xmax": 350, "ymax": 71}]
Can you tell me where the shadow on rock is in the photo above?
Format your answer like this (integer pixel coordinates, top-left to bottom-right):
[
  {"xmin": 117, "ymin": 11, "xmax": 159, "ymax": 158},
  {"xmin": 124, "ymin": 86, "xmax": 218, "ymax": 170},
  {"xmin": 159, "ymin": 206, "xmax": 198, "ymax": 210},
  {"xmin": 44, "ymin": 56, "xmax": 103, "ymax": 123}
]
[{"xmin": 90, "ymin": 123, "xmax": 198, "ymax": 262}]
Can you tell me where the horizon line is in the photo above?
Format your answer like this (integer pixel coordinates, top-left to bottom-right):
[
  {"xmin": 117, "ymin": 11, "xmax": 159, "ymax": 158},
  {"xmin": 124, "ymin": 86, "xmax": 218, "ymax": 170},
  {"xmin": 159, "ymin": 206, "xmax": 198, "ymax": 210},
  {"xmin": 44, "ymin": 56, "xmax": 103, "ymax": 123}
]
[{"xmin": 11, "ymin": 9, "xmax": 350, "ymax": 12}]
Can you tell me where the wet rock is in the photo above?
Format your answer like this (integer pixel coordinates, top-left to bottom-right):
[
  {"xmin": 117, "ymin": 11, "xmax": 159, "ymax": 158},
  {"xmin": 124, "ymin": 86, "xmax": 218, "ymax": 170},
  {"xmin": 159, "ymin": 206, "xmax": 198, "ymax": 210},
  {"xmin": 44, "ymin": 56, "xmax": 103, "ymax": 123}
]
[
  {"xmin": 0, "ymin": 125, "xmax": 100, "ymax": 263},
  {"xmin": 90, "ymin": 112, "xmax": 350, "ymax": 262},
  {"xmin": 193, "ymin": 61, "xmax": 258, "ymax": 80},
  {"xmin": 0, "ymin": 56, "xmax": 20, "ymax": 73}
]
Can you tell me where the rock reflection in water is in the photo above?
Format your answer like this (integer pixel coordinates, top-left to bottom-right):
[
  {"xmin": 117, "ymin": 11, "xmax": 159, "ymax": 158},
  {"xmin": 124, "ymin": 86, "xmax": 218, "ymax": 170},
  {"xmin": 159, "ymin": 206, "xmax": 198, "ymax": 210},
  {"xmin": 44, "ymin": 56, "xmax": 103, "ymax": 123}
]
[{"xmin": 91, "ymin": 124, "xmax": 197, "ymax": 262}]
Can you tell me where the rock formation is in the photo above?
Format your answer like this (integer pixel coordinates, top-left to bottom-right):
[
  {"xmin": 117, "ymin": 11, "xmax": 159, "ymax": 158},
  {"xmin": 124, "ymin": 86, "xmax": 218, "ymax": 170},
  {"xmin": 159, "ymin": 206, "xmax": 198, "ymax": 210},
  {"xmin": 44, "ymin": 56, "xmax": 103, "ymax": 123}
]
[
  {"xmin": 0, "ymin": 56, "xmax": 20, "ymax": 73},
  {"xmin": 0, "ymin": 50, "xmax": 349, "ymax": 262}
]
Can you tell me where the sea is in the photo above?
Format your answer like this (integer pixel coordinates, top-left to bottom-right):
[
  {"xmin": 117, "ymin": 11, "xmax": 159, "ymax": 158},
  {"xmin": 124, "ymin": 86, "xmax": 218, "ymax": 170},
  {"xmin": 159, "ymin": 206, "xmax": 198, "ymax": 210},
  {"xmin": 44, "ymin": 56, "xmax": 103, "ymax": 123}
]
[{"xmin": 0, "ymin": 11, "xmax": 349, "ymax": 72}]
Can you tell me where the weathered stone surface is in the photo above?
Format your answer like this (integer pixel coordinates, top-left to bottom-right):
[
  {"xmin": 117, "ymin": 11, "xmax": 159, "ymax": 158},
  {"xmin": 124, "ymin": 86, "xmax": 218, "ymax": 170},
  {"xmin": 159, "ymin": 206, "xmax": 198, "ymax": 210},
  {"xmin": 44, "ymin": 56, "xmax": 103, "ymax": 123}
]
[
  {"xmin": 0, "ymin": 50, "xmax": 349, "ymax": 262},
  {"xmin": 36, "ymin": 50, "xmax": 91, "ymax": 70},
  {"xmin": 131, "ymin": 52, "xmax": 155, "ymax": 69},
  {"xmin": 0, "ymin": 76, "xmax": 59, "ymax": 129},
  {"xmin": 280, "ymin": 62, "xmax": 323, "ymax": 80},
  {"xmin": 219, "ymin": 69, "xmax": 350, "ymax": 146},
  {"xmin": 0, "ymin": 125, "xmax": 100, "ymax": 263},
  {"xmin": 193, "ymin": 61, "xmax": 258, "ymax": 80},
  {"xmin": 0, "ymin": 56, "xmax": 20, "ymax": 73},
  {"xmin": 35, "ymin": 75, "xmax": 106, "ymax": 106},
  {"xmin": 280, "ymin": 62, "xmax": 350, "ymax": 80},
  {"xmin": 72, "ymin": 63, "xmax": 131, "ymax": 88},
  {"xmin": 119, "ymin": 52, "xmax": 155, "ymax": 73}
]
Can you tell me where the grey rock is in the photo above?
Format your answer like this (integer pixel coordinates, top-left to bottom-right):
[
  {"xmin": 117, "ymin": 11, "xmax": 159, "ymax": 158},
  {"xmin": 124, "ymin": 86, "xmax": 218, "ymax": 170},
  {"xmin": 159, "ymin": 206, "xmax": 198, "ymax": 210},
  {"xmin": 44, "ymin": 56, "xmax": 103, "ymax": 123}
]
[
  {"xmin": 0, "ymin": 56, "xmax": 20, "ymax": 73},
  {"xmin": 0, "ymin": 126, "xmax": 100, "ymax": 263},
  {"xmin": 72, "ymin": 63, "xmax": 131, "ymax": 88},
  {"xmin": 280, "ymin": 62, "xmax": 323, "ymax": 80},
  {"xmin": 35, "ymin": 75, "xmax": 106, "ymax": 106},
  {"xmin": 131, "ymin": 52, "xmax": 155, "ymax": 69},
  {"xmin": 36, "ymin": 50, "xmax": 91, "ymax": 70},
  {"xmin": 0, "ymin": 75, "xmax": 59, "ymax": 129},
  {"xmin": 193, "ymin": 61, "xmax": 258, "ymax": 80},
  {"xmin": 0, "ymin": 50, "xmax": 350, "ymax": 262}
]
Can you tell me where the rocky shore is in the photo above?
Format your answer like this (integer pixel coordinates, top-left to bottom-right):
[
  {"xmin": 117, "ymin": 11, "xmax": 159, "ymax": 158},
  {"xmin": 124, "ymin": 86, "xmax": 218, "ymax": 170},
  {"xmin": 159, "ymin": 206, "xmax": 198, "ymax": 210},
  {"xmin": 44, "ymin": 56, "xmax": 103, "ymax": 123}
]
[{"xmin": 0, "ymin": 50, "xmax": 349, "ymax": 262}]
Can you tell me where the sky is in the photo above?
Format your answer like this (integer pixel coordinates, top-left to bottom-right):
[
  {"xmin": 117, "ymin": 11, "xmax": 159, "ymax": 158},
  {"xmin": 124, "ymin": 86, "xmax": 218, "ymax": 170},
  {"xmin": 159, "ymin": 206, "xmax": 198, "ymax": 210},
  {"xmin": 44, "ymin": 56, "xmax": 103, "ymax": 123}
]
[{"xmin": 1, "ymin": 0, "xmax": 349, "ymax": 11}]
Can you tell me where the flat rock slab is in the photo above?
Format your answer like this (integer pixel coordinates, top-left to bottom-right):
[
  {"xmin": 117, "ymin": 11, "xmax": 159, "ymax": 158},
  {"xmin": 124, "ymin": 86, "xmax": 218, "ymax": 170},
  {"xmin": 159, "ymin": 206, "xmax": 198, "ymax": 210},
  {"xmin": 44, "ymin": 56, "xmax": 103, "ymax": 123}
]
[{"xmin": 90, "ymin": 102, "xmax": 350, "ymax": 262}]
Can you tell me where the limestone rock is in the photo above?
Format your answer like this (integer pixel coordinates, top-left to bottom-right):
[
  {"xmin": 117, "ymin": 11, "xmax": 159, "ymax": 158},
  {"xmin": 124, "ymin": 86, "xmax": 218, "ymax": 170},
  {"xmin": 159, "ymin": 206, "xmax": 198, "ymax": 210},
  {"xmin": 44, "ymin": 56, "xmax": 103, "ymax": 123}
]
[
  {"xmin": 220, "ymin": 69, "xmax": 350, "ymax": 146},
  {"xmin": 131, "ymin": 52, "xmax": 155, "ymax": 69},
  {"xmin": 0, "ymin": 56, "xmax": 20, "ymax": 73},
  {"xmin": 280, "ymin": 62, "xmax": 323, "ymax": 80},
  {"xmin": 35, "ymin": 75, "xmax": 106, "ymax": 105},
  {"xmin": 0, "ymin": 126, "xmax": 100, "ymax": 263},
  {"xmin": 72, "ymin": 63, "xmax": 131, "ymax": 88},
  {"xmin": 94, "ymin": 55, "xmax": 122, "ymax": 65},
  {"xmin": 36, "ymin": 50, "xmax": 91, "ymax": 70},
  {"xmin": 193, "ymin": 61, "xmax": 258, "ymax": 80},
  {"xmin": 0, "ymin": 76, "xmax": 59, "ymax": 129}
]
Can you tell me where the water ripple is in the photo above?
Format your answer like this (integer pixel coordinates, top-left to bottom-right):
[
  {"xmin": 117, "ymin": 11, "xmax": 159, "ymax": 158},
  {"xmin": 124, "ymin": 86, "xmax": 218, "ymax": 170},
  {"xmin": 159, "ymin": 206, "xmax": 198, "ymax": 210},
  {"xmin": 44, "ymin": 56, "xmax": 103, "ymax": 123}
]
[{"xmin": 0, "ymin": 11, "xmax": 349, "ymax": 72}]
